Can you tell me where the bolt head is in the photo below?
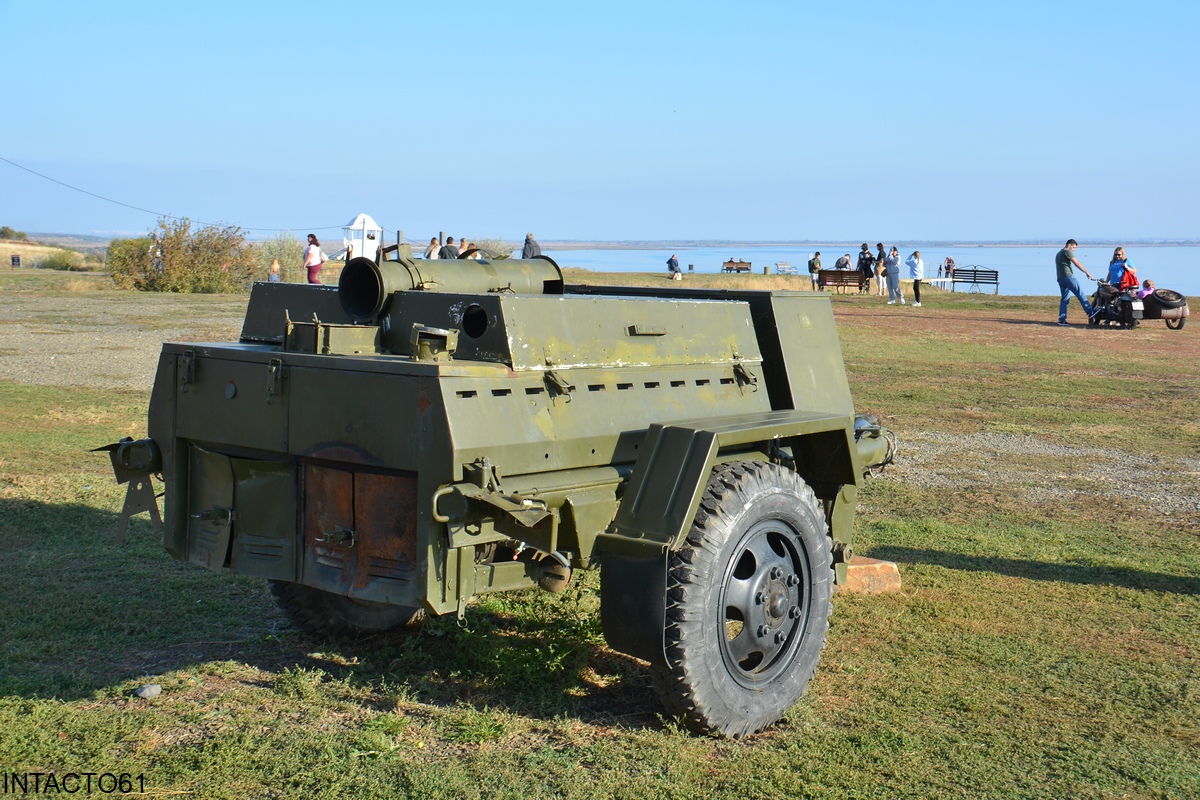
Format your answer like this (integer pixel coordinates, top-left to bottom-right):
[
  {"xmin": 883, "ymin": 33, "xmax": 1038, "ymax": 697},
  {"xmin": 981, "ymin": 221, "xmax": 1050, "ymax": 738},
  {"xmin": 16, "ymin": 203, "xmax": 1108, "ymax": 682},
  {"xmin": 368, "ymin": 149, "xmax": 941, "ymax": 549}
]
[
  {"xmin": 774, "ymin": 631, "xmax": 786, "ymax": 644},
  {"xmin": 754, "ymin": 591, "xmax": 766, "ymax": 605},
  {"xmin": 756, "ymin": 624, "xmax": 770, "ymax": 637},
  {"xmin": 786, "ymin": 573, "xmax": 800, "ymax": 587},
  {"xmin": 769, "ymin": 566, "xmax": 784, "ymax": 580},
  {"xmin": 789, "ymin": 606, "xmax": 802, "ymax": 619}
]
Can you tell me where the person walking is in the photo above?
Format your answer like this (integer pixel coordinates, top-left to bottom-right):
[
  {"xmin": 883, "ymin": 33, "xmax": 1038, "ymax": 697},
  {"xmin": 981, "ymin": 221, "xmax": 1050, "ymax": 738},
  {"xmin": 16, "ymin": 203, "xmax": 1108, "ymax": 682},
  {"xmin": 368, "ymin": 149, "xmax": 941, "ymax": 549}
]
[
  {"xmin": 268, "ymin": 258, "xmax": 281, "ymax": 282},
  {"xmin": 423, "ymin": 237, "xmax": 440, "ymax": 259},
  {"xmin": 302, "ymin": 234, "xmax": 325, "ymax": 284},
  {"xmin": 884, "ymin": 247, "xmax": 903, "ymax": 304},
  {"xmin": 807, "ymin": 251, "xmax": 822, "ymax": 291},
  {"xmin": 1055, "ymin": 239, "xmax": 1096, "ymax": 325},
  {"xmin": 522, "ymin": 233, "xmax": 542, "ymax": 259},
  {"xmin": 905, "ymin": 250, "xmax": 925, "ymax": 307}
]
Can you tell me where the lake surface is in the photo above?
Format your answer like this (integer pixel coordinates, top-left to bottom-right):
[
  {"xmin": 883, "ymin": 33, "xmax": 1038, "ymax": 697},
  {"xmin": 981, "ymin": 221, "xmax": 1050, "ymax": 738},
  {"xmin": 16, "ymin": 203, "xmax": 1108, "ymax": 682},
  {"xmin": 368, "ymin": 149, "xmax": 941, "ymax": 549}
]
[{"xmin": 543, "ymin": 244, "xmax": 1199, "ymax": 297}]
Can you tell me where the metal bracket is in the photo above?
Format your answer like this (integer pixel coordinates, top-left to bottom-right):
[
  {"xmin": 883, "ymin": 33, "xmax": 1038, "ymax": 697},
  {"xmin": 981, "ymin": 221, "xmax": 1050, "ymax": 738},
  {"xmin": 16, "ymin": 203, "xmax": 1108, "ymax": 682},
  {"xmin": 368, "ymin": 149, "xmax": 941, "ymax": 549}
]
[
  {"xmin": 315, "ymin": 525, "xmax": 356, "ymax": 547},
  {"xmin": 733, "ymin": 362, "xmax": 759, "ymax": 392},
  {"xmin": 190, "ymin": 507, "xmax": 234, "ymax": 525},
  {"xmin": 116, "ymin": 475, "xmax": 163, "ymax": 544},
  {"xmin": 267, "ymin": 358, "xmax": 285, "ymax": 401},
  {"xmin": 179, "ymin": 350, "xmax": 196, "ymax": 391},
  {"xmin": 544, "ymin": 369, "xmax": 573, "ymax": 403}
]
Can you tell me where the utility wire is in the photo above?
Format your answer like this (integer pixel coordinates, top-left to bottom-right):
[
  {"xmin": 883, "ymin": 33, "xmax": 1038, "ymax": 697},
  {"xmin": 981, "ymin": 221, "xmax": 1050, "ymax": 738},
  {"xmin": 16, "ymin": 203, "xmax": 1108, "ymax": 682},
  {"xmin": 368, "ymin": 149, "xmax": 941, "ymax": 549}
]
[{"xmin": 0, "ymin": 154, "xmax": 342, "ymax": 232}]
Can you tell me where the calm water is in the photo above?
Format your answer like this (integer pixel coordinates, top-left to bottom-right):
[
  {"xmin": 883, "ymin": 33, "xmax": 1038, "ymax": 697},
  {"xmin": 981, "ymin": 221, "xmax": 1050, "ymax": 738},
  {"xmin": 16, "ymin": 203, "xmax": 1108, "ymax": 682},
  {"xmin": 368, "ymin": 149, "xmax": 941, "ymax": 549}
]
[{"xmin": 544, "ymin": 244, "xmax": 1199, "ymax": 297}]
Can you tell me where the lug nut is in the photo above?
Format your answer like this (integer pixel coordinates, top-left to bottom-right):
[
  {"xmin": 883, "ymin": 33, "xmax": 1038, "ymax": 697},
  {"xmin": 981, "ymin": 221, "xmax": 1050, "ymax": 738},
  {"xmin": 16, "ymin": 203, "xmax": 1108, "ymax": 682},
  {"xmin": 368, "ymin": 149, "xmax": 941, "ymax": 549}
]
[
  {"xmin": 789, "ymin": 606, "xmax": 802, "ymax": 619},
  {"xmin": 786, "ymin": 573, "xmax": 800, "ymax": 587},
  {"xmin": 769, "ymin": 566, "xmax": 783, "ymax": 580},
  {"xmin": 757, "ymin": 624, "xmax": 770, "ymax": 637},
  {"xmin": 774, "ymin": 631, "xmax": 786, "ymax": 644},
  {"xmin": 754, "ymin": 591, "xmax": 765, "ymax": 605}
]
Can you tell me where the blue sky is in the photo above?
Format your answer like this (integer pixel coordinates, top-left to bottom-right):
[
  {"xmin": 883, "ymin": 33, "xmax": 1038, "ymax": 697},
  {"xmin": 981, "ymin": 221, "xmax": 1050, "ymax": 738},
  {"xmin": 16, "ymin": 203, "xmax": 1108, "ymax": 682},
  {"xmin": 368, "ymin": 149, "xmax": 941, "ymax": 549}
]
[{"xmin": 1, "ymin": 0, "xmax": 1197, "ymax": 241}]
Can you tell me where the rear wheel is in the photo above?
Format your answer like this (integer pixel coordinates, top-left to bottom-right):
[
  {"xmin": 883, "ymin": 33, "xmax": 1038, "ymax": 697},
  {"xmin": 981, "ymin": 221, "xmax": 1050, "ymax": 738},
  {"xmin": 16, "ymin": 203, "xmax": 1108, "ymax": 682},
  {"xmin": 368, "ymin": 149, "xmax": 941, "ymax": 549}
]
[
  {"xmin": 270, "ymin": 581, "xmax": 424, "ymax": 638},
  {"xmin": 1166, "ymin": 317, "xmax": 1186, "ymax": 330},
  {"xmin": 651, "ymin": 461, "xmax": 832, "ymax": 738}
]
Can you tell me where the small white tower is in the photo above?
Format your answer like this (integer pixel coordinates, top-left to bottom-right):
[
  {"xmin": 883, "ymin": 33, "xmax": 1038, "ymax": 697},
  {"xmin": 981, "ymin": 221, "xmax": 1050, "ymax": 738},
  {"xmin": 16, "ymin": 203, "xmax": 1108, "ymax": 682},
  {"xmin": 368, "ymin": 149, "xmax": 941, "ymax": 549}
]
[{"xmin": 342, "ymin": 213, "xmax": 383, "ymax": 261}]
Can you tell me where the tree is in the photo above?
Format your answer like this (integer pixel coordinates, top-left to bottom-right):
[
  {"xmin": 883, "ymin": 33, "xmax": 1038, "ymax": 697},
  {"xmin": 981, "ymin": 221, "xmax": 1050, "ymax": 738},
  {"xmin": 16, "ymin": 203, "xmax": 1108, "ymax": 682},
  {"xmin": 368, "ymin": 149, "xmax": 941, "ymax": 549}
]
[
  {"xmin": 251, "ymin": 232, "xmax": 305, "ymax": 283},
  {"xmin": 0, "ymin": 226, "xmax": 29, "ymax": 241},
  {"xmin": 107, "ymin": 217, "xmax": 254, "ymax": 292}
]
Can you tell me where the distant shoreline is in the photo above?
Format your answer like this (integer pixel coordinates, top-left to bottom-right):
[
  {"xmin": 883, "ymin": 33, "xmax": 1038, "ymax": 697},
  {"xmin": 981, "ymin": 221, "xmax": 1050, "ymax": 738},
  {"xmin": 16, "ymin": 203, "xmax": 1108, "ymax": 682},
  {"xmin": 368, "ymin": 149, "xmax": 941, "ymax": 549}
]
[{"xmin": 541, "ymin": 240, "xmax": 1200, "ymax": 251}]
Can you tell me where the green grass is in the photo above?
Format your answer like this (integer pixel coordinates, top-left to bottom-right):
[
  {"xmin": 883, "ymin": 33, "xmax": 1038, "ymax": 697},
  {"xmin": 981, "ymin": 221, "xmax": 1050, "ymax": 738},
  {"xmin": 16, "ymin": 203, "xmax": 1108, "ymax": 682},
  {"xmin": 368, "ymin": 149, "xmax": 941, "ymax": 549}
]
[{"xmin": 0, "ymin": 273, "xmax": 1197, "ymax": 798}]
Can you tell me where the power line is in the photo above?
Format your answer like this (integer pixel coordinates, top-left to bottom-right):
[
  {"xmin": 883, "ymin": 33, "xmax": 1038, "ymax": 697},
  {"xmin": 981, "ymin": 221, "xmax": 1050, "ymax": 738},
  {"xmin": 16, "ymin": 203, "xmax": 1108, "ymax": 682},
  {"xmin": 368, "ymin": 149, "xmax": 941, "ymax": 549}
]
[{"xmin": 0, "ymin": 154, "xmax": 342, "ymax": 232}]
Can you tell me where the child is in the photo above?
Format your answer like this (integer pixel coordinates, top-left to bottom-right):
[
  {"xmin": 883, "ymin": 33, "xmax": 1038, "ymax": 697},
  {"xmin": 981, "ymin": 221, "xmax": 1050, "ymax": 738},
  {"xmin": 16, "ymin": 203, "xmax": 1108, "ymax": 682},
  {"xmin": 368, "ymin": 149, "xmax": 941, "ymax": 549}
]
[{"xmin": 1136, "ymin": 279, "xmax": 1155, "ymax": 300}]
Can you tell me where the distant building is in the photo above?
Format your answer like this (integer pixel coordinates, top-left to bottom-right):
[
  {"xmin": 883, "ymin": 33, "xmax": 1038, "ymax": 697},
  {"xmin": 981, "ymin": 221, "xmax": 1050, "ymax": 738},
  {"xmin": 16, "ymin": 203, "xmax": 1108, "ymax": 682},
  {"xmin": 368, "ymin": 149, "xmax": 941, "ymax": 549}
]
[{"xmin": 342, "ymin": 213, "xmax": 382, "ymax": 261}]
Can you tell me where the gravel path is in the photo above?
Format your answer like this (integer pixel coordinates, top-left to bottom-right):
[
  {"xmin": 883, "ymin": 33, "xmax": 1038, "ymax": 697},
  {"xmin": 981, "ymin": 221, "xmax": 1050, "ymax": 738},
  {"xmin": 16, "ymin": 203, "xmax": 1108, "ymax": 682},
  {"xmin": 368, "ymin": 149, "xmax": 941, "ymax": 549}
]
[{"xmin": 0, "ymin": 291, "xmax": 244, "ymax": 389}]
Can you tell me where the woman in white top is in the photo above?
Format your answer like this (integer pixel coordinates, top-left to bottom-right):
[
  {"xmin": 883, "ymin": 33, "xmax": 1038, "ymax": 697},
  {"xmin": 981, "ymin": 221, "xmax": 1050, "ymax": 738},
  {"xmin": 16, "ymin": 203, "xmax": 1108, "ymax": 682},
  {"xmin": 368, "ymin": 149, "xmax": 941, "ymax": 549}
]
[
  {"xmin": 423, "ymin": 237, "xmax": 440, "ymax": 259},
  {"xmin": 302, "ymin": 234, "xmax": 325, "ymax": 284}
]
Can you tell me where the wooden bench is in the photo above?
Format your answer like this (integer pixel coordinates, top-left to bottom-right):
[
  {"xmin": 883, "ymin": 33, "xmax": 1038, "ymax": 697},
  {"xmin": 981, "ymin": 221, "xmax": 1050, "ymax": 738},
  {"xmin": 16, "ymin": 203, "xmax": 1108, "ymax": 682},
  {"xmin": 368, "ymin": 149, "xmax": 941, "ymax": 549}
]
[
  {"xmin": 819, "ymin": 269, "xmax": 869, "ymax": 293},
  {"xmin": 722, "ymin": 259, "xmax": 752, "ymax": 273},
  {"xmin": 949, "ymin": 267, "xmax": 1000, "ymax": 294},
  {"xmin": 774, "ymin": 261, "xmax": 796, "ymax": 275}
]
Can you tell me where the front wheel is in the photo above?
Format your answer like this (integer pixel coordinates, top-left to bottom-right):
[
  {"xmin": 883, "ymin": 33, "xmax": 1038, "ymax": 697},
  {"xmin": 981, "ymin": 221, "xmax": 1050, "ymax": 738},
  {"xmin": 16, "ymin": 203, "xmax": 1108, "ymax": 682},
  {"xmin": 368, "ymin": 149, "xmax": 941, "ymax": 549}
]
[
  {"xmin": 651, "ymin": 461, "xmax": 833, "ymax": 738},
  {"xmin": 270, "ymin": 581, "xmax": 424, "ymax": 638}
]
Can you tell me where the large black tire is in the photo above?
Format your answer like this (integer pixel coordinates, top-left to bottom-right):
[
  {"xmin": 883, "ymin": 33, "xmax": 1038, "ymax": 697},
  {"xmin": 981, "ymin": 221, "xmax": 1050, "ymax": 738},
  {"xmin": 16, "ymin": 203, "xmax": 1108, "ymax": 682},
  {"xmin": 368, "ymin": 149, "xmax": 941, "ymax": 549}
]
[
  {"xmin": 1151, "ymin": 288, "xmax": 1187, "ymax": 309},
  {"xmin": 651, "ymin": 461, "xmax": 833, "ymax": 738},
  {"xmin": 269, "ymin": 580, "xmax": 424, "ymax": 638}
]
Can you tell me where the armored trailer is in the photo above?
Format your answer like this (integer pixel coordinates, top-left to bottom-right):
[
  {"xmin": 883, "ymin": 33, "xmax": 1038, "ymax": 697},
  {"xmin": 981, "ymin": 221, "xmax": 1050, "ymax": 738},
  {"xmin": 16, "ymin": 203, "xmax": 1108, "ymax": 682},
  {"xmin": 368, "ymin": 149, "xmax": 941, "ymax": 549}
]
[{"xmin": 104, "ymin": 245, "xmax": 893, "ymax": 737}]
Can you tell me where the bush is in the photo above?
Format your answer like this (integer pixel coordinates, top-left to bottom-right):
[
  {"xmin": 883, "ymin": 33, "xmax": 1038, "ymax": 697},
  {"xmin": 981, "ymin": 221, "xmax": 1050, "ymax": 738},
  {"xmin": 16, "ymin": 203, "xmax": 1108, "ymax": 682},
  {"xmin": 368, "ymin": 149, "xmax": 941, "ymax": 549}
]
[
  {"xmin": 0, "ymin": 225, "xmax": 29, "ymax": 241},
  {"xmin": 251, "ymin": 232, "xmax": 305, "ymax": 283},
  {"xmin": 36, "ymin": 249, "xmax": 87, "ymax": 271},
  {"xmin": 107, "ymin": 217, "xmax": 254, "ymax": 293},
  {"xmin": 468, "ymin": 237, "xmax": 514, "ymax": 260}
]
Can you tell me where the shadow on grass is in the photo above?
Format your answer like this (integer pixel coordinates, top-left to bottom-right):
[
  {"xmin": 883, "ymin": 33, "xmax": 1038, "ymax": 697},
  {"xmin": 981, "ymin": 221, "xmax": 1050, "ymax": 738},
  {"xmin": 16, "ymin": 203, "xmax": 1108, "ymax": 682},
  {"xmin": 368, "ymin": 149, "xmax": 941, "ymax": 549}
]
[
  {"xmin": 872, "ymin": 545, "xmax": 1200, "ymax": 595},
  {"xmin": 0, "ymin": 498, "xmax": 661, "ymax": 728}
]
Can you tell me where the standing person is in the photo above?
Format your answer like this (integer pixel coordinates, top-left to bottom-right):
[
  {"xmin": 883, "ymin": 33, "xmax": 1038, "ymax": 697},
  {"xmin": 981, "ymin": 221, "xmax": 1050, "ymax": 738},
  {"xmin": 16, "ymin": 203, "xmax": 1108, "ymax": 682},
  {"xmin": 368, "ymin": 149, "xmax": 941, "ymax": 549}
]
[
  {"xmin": 423, "ymin": 237, "xmax": 440, "ymax": 259},
  {"xmin": 856, "ymin": 244, "xmax": 875, "ymax": 291},
  {"xmin": 439, "ymin": 236, "xmax": 460, "ymax": 260},
  {"xmin": 1055, "ymin": 239, "xmax": 1096, "ymax": 326},
  {"xmin": 905, "ymin": 250, "xmax": 925, "ymax": 307},
  {"xmin": 522, "ymin": 233, "xmax": 541, "ymax": 259},
  {"xmin": 884, "ymin": 247, "xmax": 904, "ymax": 304},
  {"xmin": 267, "ymin": 258, "xmax": 281, "ymax": 282},
  {"xmin": 874, "ymin": 243, "xmax": 887, "ymax": 296},
  {"xmin": 302, "ymin": 234, "xmax": 325, "ymax": 284},
  {"xmin": 807, "ymin": 251, "xmax": 822, "ymax": 291},
  {"xmin": 1106, "ymin": 246, "xmax": 1134, "ymax": 286}
]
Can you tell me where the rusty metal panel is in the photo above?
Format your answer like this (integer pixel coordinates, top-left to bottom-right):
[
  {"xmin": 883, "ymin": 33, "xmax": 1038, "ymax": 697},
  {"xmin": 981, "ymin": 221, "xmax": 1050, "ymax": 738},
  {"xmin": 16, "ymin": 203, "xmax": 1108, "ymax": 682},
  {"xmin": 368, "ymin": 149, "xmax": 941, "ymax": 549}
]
[
  {"xmin": 348, "ymin": 472, "xmax": 418, "ymax": 600},
  {"xmin": 300, "ymin": 464, "xmax": 419, "ymax": 604},
  {"xmin": 301, "ymin": 463, "xmax": 354, "ymax": 589}
]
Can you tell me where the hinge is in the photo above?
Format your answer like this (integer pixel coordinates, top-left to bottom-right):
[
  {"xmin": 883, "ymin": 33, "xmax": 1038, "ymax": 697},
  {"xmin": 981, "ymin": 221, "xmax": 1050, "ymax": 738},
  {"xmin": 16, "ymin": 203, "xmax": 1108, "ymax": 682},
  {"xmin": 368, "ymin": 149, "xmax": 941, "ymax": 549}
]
[
  {"xmin": 179, "ymin": 350, "xmax": 196, "ymax": 391},
  {"xmin": 267, "ymin": 358, "xmax": 285, "ymax": 401}
]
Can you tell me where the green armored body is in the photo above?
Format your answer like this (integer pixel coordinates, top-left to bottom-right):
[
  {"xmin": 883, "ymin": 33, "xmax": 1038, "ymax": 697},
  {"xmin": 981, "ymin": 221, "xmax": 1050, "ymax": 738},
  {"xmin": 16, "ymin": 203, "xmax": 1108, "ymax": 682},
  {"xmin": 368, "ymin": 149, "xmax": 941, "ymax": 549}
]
[{"xmin": 104, "ymin": 244, "xmax": 893, "ymax": 737}]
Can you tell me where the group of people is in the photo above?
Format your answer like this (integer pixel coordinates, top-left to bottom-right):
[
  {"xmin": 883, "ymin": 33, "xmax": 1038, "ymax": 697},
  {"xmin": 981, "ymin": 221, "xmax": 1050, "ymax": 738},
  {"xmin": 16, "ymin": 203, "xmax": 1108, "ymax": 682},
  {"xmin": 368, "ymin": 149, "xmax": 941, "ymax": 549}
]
[
  {"xmin": 420, "ymin": 232, "xmax": 542, "ymax": 261},
  {"xmin": 807, "ymin": 243, "xmax": 928, "ymax": 306},
  {"xmin": 1055, "ymin": 240, "xmax": 1157, "ymax": 325}
]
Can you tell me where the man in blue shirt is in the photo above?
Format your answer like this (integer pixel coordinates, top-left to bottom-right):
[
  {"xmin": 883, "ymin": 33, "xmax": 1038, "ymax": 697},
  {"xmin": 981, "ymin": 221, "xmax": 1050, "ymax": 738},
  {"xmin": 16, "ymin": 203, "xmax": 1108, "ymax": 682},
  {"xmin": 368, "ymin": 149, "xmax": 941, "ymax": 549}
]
[{"xmin": 1055, "ymin": 239, "xmax": 1096, "ymax": 326}]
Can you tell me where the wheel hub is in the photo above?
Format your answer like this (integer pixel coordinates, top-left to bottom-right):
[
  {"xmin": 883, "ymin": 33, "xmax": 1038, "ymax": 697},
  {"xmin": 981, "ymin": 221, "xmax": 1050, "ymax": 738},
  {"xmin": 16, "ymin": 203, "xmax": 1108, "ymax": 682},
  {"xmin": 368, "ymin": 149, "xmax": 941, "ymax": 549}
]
[{"xmin": 719, "ymin": 520, "xmax": 812, "ymax": 685}]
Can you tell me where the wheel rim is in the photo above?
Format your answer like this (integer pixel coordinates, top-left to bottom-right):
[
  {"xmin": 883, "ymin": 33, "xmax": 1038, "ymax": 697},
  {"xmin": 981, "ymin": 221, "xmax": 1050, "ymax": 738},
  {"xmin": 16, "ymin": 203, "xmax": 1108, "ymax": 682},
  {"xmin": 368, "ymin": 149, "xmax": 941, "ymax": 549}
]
[{"xmin": 718, "ymin": 519, "xmax": 812, "ymax": 687}]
